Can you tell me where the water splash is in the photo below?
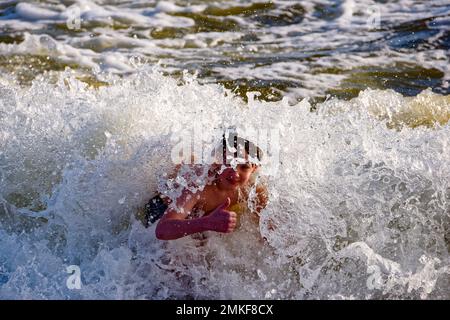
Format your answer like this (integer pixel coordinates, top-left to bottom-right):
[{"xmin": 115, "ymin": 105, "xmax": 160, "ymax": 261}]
[{"xmin": 0, "ymin": 70, "xmax": 449, "ymax": 299}]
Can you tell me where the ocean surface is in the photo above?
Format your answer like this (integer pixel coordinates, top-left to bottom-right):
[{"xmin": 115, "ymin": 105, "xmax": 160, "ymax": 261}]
[{"xmin": 0, "ymin": 0, "xmax": 449, "ymax": 299}]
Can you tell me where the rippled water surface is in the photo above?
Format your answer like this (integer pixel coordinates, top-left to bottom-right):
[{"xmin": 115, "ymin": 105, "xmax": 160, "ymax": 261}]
[{"xmin": 1, "ymin": 0, "xmax": 450, "ymax": 100}]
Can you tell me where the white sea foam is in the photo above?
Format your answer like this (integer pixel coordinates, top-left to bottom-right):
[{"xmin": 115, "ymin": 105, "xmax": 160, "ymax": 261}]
[
  {"xmin": 0, "ymin": 0, "xmax": 449, "ymax": 300},
  {"xmin": 0, "ymin": 70, "xmax": 449, "ymax": 299}
]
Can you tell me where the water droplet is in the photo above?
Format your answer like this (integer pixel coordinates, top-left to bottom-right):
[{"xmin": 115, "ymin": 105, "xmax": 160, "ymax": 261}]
[{"xmin": 257, "ymin": 269, "xmax": 267, "ymax": 281}]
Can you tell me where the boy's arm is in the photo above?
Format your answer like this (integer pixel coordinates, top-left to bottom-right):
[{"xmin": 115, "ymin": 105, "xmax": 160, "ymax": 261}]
[
  {"xmin": 247, "ymin": 184, "xmax": 270, "ymax": 227},
  {"xmin": 254, "ymin": 184, "xmax": 268, "ymax": 214},
  {"xmin": 155, "ymin": 191, "xmax": 236, "ymax": 240},
  {"xmin": 255, "ymin": 184, "xmax": 277, "ymax": 232}
]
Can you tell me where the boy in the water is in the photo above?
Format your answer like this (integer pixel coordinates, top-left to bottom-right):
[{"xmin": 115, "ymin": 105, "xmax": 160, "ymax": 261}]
[{"xmin": 145, "ymin": 134, "xmax": 268, "ymax": 240}]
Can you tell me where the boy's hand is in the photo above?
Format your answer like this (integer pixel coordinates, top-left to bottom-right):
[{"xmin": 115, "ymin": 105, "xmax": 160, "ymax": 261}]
[{"xmin": 205, "ymin": 197, "xmax": 237, "ymax": 233}]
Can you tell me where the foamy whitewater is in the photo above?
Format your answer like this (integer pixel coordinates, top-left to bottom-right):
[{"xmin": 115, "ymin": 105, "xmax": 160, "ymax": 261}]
[
  {"xmin": 0, "ymin": 0, "xmax": 450, "ymax": 299},
  {"xmin": 1, "ymin": 69, "xmax": 449, "ymax": 299}
]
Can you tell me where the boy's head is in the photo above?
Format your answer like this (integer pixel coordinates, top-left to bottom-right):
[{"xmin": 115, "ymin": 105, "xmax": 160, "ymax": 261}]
[
  {"xmin": 220, "ymin": 132, "xmax": 263, "ymax": 166},
  {"xmin": 211, "ymin": 132, "xmax": 263, "ymax": 190}
]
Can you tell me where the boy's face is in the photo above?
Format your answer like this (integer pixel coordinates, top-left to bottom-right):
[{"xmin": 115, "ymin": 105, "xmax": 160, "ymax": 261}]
[{"xmin": 215, "ymin": 163, "xmax": 257, "ymax": 190}]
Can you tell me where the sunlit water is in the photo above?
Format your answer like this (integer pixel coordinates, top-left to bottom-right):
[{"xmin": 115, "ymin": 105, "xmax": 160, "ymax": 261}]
[
  {"xmin": 1, "ymin": 0, "xmax": 449, "ymax": 101},
  {"xmin": 0, "ymin": 0, "xmax": 449, "ymax": 299}
]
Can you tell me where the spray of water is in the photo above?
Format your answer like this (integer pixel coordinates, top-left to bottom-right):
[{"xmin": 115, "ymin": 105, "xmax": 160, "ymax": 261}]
[{"xmin": 0, "ymin": 68, "xmax": 449, "ymax": 299}]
